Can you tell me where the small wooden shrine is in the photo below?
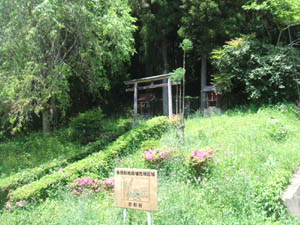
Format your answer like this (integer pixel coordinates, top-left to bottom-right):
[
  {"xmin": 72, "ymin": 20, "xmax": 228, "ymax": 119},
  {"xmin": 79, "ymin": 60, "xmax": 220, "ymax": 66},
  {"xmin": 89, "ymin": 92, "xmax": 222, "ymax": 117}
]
[
  {"xmin": 202, "ymin": 85, "xmax": 221, "ymax": 116},
  {"xmin": 125, "ymin": 73, "xmax": 179, "ymax": 122}
]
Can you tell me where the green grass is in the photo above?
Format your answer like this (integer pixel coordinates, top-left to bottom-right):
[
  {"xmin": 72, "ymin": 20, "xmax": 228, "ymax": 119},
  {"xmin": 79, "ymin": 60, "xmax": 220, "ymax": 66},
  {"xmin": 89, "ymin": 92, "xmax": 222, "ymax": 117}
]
[
  {"xmin": 0, "ymin": 130, "xmax": 80, "ymax": 177},
  {"xmin": 0, "ymin": 117, "xmax": 131, "ymax": 178},
  {"xmin": 1, "ymin": 105, "xmax": 300, "ymax": 224},
  {"xmin": 5, "ymin": 116, "xmax": 168, "ymax": 204}
]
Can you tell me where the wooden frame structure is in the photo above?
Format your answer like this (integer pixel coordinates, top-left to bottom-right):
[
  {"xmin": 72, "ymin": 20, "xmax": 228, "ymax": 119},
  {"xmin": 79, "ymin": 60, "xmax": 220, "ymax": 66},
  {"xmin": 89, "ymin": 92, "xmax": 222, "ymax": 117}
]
[{"xmin": 125, "ymin": 73, "xmax": 178, "ymax": 122}]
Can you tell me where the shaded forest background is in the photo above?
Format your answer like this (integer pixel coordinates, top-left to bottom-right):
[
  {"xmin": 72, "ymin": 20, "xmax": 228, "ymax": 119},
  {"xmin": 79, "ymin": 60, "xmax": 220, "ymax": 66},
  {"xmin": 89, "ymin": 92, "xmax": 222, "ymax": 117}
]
[{"xmin": 0, "ymin": 0, "xmax": 299, "ymax": 135}]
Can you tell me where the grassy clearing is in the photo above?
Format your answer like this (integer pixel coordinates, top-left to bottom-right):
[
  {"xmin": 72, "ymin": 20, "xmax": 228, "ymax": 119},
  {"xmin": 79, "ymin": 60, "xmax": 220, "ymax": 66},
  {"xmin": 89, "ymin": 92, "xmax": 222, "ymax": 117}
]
[
  {"xmin": 1, "ymin": 105, "xmax": 300, "ymax": 224},
  {"xmin": 0, "ymin": 117, "xmax": 130, "ymax": 178},
  {"xmin": 0, "ymin": 130, "xmax": 80, "ymax": 177}
]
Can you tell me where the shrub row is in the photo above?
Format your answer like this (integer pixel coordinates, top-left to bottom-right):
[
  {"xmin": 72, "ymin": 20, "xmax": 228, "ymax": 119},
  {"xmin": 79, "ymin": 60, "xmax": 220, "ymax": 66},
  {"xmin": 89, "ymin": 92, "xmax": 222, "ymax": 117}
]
[
  {"xmin": 8, "ymin": 116, "xmax": 169, "ymax": 203},
  {"xmin": 0, "ymin": 160, "xmax": 68, "ymax": 192},
  {"xmin": 0, "ymin": 118, "xmax": 131, "ymax": 193},
  {"xmin": 69, "ymin": 109, "xmax": 132, "ymax": 144}
]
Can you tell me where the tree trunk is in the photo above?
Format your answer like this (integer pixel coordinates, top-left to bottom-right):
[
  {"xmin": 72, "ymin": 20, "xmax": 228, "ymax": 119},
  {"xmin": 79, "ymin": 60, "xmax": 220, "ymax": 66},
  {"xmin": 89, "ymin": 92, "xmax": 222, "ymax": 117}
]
[
  {"xmin": 162, "ymin": 37, "xmax": 169, "ymax": 116},
  {"xmin": 200, "ymin": 53, "xmax": 207, "ymax": 111},
  {"xmin": 42, "ymin": 110, "xmax": 50, "ymax": 133},
  {"xmin": 50, "ymin": 97, "xmax": 57, "ymax": 128},
  {"xmin": 145, "ymin": 58, "xmax": 153, "ymax": 77}
]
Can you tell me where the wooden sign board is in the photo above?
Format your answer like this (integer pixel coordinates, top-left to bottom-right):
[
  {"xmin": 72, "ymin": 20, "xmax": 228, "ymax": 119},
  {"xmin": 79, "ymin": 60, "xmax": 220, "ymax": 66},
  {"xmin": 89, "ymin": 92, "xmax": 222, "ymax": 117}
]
[{"xmin": 114, "ymin": 168, "xmax": 158, "ymax": 212}]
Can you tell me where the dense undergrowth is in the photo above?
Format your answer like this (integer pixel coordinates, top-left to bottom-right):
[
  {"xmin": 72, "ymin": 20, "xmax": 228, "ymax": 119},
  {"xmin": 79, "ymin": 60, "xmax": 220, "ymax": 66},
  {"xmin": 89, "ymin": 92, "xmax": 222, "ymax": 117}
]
[{"xmin": 1, "ymin": 105, "xmax": 300, "ymax": 224}]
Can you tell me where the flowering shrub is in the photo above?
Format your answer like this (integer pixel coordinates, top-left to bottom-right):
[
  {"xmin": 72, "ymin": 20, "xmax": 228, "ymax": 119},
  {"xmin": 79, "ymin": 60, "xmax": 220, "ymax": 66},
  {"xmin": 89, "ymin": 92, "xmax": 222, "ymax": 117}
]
[
  {"xmin": 5, "ymin": 200, "xmax": 25, "ymax": 212},
  {"xmin": 70, "ymin": 177, "xmax": 115, "ymax": 196},
  {"xmin": 189, "ymin": 147, "xmax": 218, "ymax": 171},
  {"xmin": 101, "ymin": 177, "xmax": 115, "ymax": 191},
  {"xmin": 71, "ymin": 177, "xmax": 101, "ymax": 195},
  {"xmin": 143, "ymin": 148, "xmax": 173, "ymax": 166}
]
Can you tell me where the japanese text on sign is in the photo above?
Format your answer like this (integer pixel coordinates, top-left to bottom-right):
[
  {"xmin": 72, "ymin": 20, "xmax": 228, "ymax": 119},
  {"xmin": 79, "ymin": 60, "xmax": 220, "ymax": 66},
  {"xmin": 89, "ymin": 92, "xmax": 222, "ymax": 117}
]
[{"xmin": 114, "ymin": 168, "xmax": 158, "ymax": 211}]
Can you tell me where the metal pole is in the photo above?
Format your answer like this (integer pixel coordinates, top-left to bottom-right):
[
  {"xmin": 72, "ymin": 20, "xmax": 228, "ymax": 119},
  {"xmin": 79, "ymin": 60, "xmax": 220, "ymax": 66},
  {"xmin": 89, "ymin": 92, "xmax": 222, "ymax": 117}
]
[
  {"xmin": 134, "ymin": 83, "xmax": 138, "ymax": 122},
  {"xmin": 168, "ymin": 77, "xmax": 173, "ymax": 119},
  {"xmin": 123, "ymin": 208, "xmax": 127, "ymax": 225},
  {"xmin": 147, "ymin": 211, "xmax": 152, "ymax": 225}
]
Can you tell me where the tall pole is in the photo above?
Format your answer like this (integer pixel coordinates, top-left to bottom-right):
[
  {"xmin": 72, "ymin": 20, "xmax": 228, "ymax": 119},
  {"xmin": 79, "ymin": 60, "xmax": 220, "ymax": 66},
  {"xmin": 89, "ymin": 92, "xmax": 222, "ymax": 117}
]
[
  {"xmin": 168, "ymin": 77, "xmax": 173, "ymax": 119},
  {"xmin": 134, "ymin": 83, "xmax": 138, "ymax": 122},
  {"xmin": 200, "ymin": 54, "xmax": 207, "ymax": 111}
]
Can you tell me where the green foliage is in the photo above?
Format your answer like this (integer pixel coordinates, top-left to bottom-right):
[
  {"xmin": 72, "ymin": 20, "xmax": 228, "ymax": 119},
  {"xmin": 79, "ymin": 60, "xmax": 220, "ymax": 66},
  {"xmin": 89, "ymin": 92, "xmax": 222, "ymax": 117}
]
[
  {"xmin": 211, "ymin": 36, "xmax": 300, "ymax": 104},
  {"xmin": 0, "ymin": 116, "xmax": 131, "ymax": 204},
  {"xmin": 2, "ymin": 107, "xmax": 300, "ymax": 224},
  {"xmin": 243, "ymin": 0, "xmax": 300, "ymax": 24},
  {"xmin": 69, "ymin": 109, "xmax": 132, "ymax": 144},
  {"xmin": 179, "ymin": 0, "xmax": 248, "ymax": 54},
  {"xmin": 0, "ymin": 102, "xmax": 10, "ymax": 139},
  {"xmin": 7, "ymin": 116, "xmax": 169, "ymax": 203},
  {"xmin": 266, "ymin": 118, "xmax": 289, "ymax": 141},
  {"xmin": 180, "ymin": 39, "xmax": 193, "ymax": 52},
  {"xmin": 129, "ymin": 0, "xmax": 182, "ymax": 74},
  {"xmin": 170, "ymin": 67, "xmax": 185, "ymax": 83},
  {"xmin": 0, "ymin": 0, "xmax": 136, "ymax": 131},
  {"xmin": 0, "ymin": 132, "xmax": 80, "ymax": 176},
  {"xmin": 140, "ymin": 139, "xmax": 160, "ymax": 151},
  {"xmin": 69, "ymin": 108, "xmax": 104, "ymax": 144}
]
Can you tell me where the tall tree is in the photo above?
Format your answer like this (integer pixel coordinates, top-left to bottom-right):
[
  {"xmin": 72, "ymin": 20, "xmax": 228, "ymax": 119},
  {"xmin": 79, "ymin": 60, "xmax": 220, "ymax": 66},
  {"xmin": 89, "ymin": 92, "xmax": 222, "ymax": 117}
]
[
  {"xmin": 129, "ymin": 0, "xmax": 182, "ymax": 115},
  {"xmin": 0, "ymin": 0, "xmax": 136, "ymax": 133},
  {"xmin": 179, "ymin": 0, "xmax": 249, "ymax": 110}
]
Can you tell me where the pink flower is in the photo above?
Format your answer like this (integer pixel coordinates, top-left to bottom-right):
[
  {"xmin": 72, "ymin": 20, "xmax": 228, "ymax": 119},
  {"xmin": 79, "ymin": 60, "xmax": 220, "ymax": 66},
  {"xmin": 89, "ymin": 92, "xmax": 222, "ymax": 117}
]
[
  {"xmin": 73, "ymin": 189, "xmax": 79, "ymax": 195},
  {"xmin": 105, "ymin": 178, "xmax": 115, "ymax": 186},
  {"xmin": 190, "ymin": 148, "xmax": 217, "ymax": 170},
  {"xmin": 145, "ymin": 152, "xmax": 153, "ymax": 160},
  {"xmin": 144, "ymin": 149, "xmax": 173, "ymax": 165},
  {"xmin": 101, "ymin": 177, "xmax": 115, "ymax": 190},
  {"xmin": 16, "ymin": 201, "xmax": 25, "ymax": 207},
  {"xmin": 7, "ymin": 202, "xmax": 12, "ymax": 211},
  {"xmin": 194, "ymin": 150, "xmax": 207, "ymax": 159},
  {"xmin": 87, "ymin": 181, "xmax": 93, "ymax": 186}
]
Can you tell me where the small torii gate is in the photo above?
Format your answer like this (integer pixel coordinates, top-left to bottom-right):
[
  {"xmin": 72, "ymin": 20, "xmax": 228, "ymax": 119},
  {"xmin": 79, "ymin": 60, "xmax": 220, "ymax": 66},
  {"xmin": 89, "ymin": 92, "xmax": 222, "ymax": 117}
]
[{"xmin": 125, "ymin": 73, "xmax": 179, "ymax": 122}]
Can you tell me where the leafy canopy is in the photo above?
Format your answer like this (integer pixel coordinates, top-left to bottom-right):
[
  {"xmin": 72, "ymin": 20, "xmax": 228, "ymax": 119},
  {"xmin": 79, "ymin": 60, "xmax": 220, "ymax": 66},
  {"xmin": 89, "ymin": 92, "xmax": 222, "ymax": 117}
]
[
  {"xmin": 179, "ymin": 0, "xmax": 249, "ymax": 54},
  {"xmin": 211, "ymin": 36, "xmax": 300, "ymax": 104},
  {"xmin": 243, "ymin": 0, "xmax": 300, "ymax": 24},
  {"xmin": 0, "ymin": 0, "xmax": 136, "ymax": 133}
]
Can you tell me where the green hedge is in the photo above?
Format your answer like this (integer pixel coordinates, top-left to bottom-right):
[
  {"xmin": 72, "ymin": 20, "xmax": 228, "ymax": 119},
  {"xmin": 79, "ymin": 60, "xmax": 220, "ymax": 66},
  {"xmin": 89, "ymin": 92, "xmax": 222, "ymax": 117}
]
[
  {"xmin": 8, "ymin": 116, "xmax": 169, "ymax": 203},
  {"xmin": 69, "ymin": 109, "xmax": 132, "ymax": 144},
  {"xmin": 0, "ymin": 160, "xmax": 68, "ymax": 192},
  {"xmin": 0, "ymin": 118, "xmax": 131, "ymax": 194}
]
